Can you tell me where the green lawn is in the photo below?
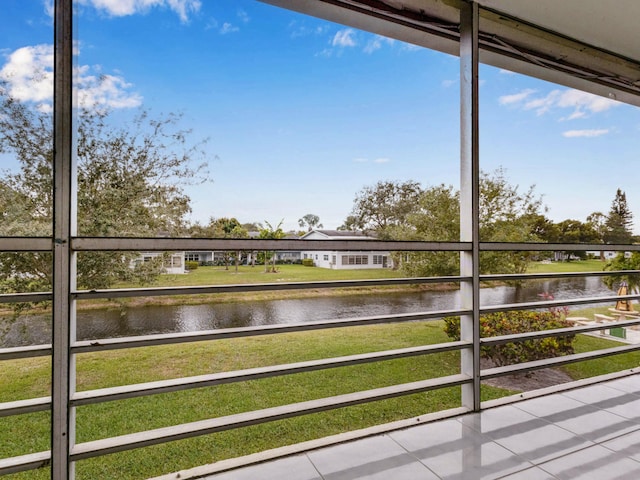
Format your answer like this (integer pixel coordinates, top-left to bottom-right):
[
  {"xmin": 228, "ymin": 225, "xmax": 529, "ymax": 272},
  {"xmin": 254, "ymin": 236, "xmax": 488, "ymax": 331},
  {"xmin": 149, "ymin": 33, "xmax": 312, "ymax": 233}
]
[
  {"xmin": 1, "ymin": 321, "xmax": 501, "ymax": 480},
  {"xmin": 527, "ymin": 259, "xmax": 606, "ymax": 273},
  {"xmin": 3, "ymin": 320, "xmax": 640, "ymax": 480}
]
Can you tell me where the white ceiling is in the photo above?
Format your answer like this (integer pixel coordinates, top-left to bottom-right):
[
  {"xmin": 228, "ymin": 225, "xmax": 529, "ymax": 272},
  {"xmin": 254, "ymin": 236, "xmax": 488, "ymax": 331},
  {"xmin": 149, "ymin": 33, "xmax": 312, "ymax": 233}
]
[{"xmin": 477, "ymin": 0, "xmax": 640, "ymax": 63}]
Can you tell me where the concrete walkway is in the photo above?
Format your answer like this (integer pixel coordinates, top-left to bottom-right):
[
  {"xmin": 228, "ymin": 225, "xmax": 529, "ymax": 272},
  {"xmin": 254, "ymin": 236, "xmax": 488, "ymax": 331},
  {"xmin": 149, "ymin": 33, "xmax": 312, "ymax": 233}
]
[{"xmin": 203, "ymin": 375, "xmax": 640, "ymax": 480}]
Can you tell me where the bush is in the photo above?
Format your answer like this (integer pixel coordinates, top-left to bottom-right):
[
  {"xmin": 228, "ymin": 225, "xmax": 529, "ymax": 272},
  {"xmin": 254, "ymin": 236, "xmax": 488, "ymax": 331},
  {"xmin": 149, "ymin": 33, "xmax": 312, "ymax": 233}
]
[
  {"xmin": 185, "ymin": 261, "xmax": 199, "ymax": 271},
  {"xmin": 302, "ymin": 258, "xmax": 314, "ymax": 267},
  {"xmin": 443, "ymin": 310, "xmax": 575, "ymax": 367}
]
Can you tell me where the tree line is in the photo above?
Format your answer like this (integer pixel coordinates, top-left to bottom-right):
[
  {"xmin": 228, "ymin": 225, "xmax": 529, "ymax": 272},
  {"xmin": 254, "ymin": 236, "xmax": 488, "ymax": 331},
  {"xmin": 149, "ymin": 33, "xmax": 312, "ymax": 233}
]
[
  {"xmin": 339, "ymin": 176, "xmax": 634, "ymax": 277},
  {"xmin": 0, "ymin": 82, "xmax": 635, "ymax": 294}
]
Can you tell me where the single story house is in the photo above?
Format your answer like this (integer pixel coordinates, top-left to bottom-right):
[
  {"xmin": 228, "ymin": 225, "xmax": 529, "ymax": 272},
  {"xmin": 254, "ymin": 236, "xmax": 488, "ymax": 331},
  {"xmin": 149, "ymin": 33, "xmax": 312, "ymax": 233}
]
[
  {"xmin": 135, "ymin": 252, "xmax": 186, "ymax": 274},
  {"xmin": 300, "ymin": 229, "xmax": 392, "ymax": 270}
]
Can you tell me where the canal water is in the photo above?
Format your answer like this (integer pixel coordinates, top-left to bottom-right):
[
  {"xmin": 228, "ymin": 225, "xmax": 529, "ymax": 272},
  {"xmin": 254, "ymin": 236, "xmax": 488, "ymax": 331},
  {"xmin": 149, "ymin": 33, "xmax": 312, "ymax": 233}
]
[{"xmin": 0, "ymin": 276, "xmax": 614, "ymax": 347}]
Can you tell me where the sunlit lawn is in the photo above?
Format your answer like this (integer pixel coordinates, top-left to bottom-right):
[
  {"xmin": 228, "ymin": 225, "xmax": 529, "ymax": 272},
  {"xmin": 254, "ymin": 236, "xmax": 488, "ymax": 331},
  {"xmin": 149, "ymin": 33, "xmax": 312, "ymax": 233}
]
[
  {"xmin": 3, "ymin": 322, "xmax": 639, "ymax": 479},
  {"xmin": 150, "ymin": 264, "xmax": 405, "ymax": 286},
  {"xmin": 1, "ymin": 321, "xmax": 507, "ymax": 480},
  {"xmin": 527, "ymin": 258, "xmax": 606, "ymax": 273}
]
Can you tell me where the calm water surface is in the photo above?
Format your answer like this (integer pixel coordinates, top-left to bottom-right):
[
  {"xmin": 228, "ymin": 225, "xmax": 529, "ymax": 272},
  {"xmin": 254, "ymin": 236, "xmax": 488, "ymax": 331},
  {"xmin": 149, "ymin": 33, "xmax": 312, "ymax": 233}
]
[{"xmin": 0, "ymin": 277, "xmax": 614, "ymax": 347}]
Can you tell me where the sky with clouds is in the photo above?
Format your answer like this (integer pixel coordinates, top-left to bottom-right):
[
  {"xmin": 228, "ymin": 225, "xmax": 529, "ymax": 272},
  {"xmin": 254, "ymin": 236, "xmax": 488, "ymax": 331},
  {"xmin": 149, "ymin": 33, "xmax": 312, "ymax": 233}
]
[{"xmin": 1, "ymin": 0, "xmax": 639, "ymax": 232}]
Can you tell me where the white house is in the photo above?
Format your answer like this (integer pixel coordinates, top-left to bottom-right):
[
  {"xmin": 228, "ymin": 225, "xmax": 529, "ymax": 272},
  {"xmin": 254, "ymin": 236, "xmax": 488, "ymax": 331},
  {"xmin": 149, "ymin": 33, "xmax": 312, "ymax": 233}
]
[
  {"xmin": 300, "ymin": 230, "xmax": 392, "ymax": 269},
  {"xmin": 135, "ymin": 252, "xmax": 186, "ymax": 274}
]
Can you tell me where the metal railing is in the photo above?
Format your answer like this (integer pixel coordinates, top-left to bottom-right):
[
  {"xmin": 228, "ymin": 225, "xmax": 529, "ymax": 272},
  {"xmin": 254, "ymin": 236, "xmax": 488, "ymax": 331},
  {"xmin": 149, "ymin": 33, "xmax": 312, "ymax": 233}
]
[
  {"xmin": 3, "ymin": 1, "xmax": 640, "ymax": 478},
  {"xmin": 3, "ymin": 235, "xmax": 640, "ymax": 477}
]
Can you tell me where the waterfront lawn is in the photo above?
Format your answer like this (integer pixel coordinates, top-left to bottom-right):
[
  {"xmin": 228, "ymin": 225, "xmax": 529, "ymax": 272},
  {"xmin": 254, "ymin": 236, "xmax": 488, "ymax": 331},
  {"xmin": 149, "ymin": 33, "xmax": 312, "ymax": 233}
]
[
  {"xmin": 1, "ymin": 321, "xmax": 506, "ymax": 480},
  {"xmin": 3, "ymin": 322, "xmax": 640, "ymax": 479},
  {"xmin": 527, "ymin": 259, "xmax": 606, "ymax": 273},
  {"xmin": 153, "ymin": 263, "xmax": 405, "ymax": 286}
]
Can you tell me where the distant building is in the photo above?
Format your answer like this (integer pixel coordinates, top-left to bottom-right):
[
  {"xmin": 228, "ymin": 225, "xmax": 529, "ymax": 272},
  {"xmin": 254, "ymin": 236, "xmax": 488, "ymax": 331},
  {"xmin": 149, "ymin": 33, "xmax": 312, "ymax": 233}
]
[
  {"xmin": 135, "ymin": 252, "xmax": 185, "ymax": 274},
  {"xmin": 300, "ymin": 229, "xmax": 392, "ymax": 269}
]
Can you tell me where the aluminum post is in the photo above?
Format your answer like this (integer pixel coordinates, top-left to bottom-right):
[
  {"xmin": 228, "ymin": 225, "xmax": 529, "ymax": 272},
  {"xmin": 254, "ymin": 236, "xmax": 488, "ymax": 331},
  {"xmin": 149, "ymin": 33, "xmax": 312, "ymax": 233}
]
[
  {"xmin": 52, "ymin": 0, "xmax": 76, "ymax": 478},
  {"xmin": 459, "ymin": 0, "xmax": 481, "ymax": 411}
]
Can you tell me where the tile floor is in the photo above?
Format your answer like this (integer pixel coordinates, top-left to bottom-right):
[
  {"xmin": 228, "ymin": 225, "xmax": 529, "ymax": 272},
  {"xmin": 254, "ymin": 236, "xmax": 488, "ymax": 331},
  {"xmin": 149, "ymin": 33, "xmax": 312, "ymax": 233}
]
[{"xmin": 205, "ymin": 374, "xmax": 640, "ymax": 480}]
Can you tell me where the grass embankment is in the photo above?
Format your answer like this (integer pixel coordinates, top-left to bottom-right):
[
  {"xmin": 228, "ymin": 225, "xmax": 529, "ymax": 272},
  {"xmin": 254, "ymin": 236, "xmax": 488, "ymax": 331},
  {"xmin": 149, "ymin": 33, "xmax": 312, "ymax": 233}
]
[
  {"xmin": 90, "ymin": 258, "xmax": 609, "ymax": 310},
  {"xmin": 4, "ymin": 319, "xmax": 640, "ymax": 480},
  {"xmin": 82, "ymin": 264, "xmax": 416, "ymax": 311}
]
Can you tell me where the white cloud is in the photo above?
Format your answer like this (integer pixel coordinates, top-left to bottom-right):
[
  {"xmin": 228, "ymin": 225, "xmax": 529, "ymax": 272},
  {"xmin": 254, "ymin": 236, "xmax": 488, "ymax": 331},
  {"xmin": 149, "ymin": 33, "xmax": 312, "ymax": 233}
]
[
  {"xmin": 44, "ymin": 0, "xmax": 54, "ymax": 17},
  {"xmin": 363, "ymin": 35, "xmax": 394, "ymax": 54},
  {"xmin": 332, "ymin": 29, "xmax": 356, "ymax": 48},
  {"xmin": 441, "ymin": 79, "xmax": 456, "ymax": 88},
  {"xmin": 500, "ymin": 87, "xmax": 620, "ymax": 119},
  {"xmin": 0, "ymin": 44, "xmax": 142, "ymax": 111},
  {"xmin": 219, "ymin": 22, "xmax": 239, "ymax": 35},
  {"xmin": 76, "ymin": 0, "xmax": 201, "ymax": 23},
  {"xmin": 373, "ymin": 158, "xmax": 390, "ymax": 164},
  {"xmin": 562, "ymin": 129, "xmax": 609, "ymax": 138},
  {"xmin": 288, "ymin": 21, "xmax": 328, "ymax": 39},
  {"xmin": 498, "ymin": 88, "xmax": 536, "ymax": 105},
  {"xmin": 237, "ymin": 9, "xmax": 249, "ymax": 23}
]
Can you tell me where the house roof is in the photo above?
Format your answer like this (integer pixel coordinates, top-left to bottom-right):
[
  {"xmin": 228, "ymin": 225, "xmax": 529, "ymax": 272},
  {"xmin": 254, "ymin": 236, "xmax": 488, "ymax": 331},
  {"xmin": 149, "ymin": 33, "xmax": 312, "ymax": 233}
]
[
  {"xmin": 262, "ymin": 0, "xmax": 640, "ymax": 107},
  {"xmin": 300, "ymin": 229, "xmax": 376, "ymax": 240}
]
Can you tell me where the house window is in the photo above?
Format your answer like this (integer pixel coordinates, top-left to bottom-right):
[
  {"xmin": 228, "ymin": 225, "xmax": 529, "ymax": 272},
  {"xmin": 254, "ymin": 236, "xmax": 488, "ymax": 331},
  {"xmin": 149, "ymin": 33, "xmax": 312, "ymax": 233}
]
[
  {"xmin": 332, "ymin": 255, "xmax": 336, "ymax": 264},
  {"xmin": 323, "ymin": 255, "xmax": 329, "ymax": 261},
  {"xmin": 185, "ymin": 253, "xmax": 200, "ymax": 262},
  {"xmin": 373, "ymin": 255, "xmax": 387, "ymax": 265},
  {"xmin": 303, "ymin": 254, "xmax": 308, "ymax": 259},
  {"xmin": 341, "ymin": 255, "xmax": 369, "ymax": 265},
  {"xmin": 315, "ymin": 254, "xmax": 318, "ymax": 260}
]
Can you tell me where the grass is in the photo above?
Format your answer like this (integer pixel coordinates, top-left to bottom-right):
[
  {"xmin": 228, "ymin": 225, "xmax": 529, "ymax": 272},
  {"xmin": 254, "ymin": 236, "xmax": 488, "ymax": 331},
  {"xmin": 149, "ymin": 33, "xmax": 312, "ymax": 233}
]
[
  {"xmin": 1, "ymin": 321, "xmax": 507, "ymax": 480},
  {"xmin": 3, "ymin": 319, "xmax": 640, "ymax": 480},
  {"xmin": 2, "ymin": 258, "xmax": 628, "ymax": 478},
  {"xmin": 527, "ymin": 258, "xmax": 606, "ymax": 273}
]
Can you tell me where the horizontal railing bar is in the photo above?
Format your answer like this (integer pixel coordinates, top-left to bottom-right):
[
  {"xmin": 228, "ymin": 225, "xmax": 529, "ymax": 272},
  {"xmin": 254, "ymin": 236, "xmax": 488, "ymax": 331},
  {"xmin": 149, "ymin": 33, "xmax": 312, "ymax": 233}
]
[
  {"xmin": 71, "ymin": 341, "xmax": 471, "ymax": 406},
  {"xmin": 0, "ymin": 397, "xmax": 51, "ymax": 417},
  {"xmin": 74, "ymin": 276, "xmax": 467, "ymax": 300},
  {"xmin": 480, "ymin": 270, "xmax": 640, "ymax": 282},
  {"xmin": 480, "ymin": 294, "xmax": 640, "ymax": 314},
  {"xmin": 0, "ymin": 292, "xmax": 52, "ymax": 304},
  {"xmin": 482, "ymin": 343, "xmax": 640, "ymax": 380},
  {"xmin": 0, "ymin": 237, "xmax": 52, "ymax": 252},
  {"xmin": 481, "ymin": 318, "xmax": 640, "ymax": 347},
  {"xmin": 70, "ymin": 373, "xmax": 471, "ymax": 461},
  {"xmin": 72, "ymin": 308, "xmax": 471, "ymax": 354},
  {"xmin": 72, "ymin": 237, "xmax": 469, "ymax": 252},
  {"xmin": 0, "ymin": 345, "xmax": 52, "ymax": 361},
  {"xmin": 479, "ymin": 242, "xmax": 640, "ymax": 252},
  {"xmin": 0, "ymin": 451, "xmax": 51, "ymax": 476}
]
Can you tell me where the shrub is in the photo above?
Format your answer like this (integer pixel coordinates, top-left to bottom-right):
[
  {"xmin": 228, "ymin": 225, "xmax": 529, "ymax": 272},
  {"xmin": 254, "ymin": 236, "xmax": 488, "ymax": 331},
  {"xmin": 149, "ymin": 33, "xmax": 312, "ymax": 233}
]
[
  {"xmin": 185, "ymin": 261, "xmax": 199, "ymax": 271},
  {"xmin": 443, "ymin": 310, "xmax": 575, "ymax": 367},
  {"xmin": 302, "ymin": 258, "xmax": 314, "ymax": 267}
]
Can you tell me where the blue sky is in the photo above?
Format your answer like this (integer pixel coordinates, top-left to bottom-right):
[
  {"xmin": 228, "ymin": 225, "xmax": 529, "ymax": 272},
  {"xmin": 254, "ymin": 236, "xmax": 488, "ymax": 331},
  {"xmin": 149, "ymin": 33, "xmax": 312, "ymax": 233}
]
[{"xmin": 2, "ymin": 0, "xmax": 639, "ymax": 232}]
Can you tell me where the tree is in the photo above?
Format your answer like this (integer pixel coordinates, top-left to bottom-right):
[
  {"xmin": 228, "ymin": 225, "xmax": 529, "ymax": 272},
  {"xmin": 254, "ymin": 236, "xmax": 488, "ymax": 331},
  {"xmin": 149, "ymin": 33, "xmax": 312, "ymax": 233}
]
[
  {"xmin": 258, "ymin": 220, "xmax": 286, "ymax": 273},
  {"xmin": 604, "ymin": 189, "xmax": 633, "ymax": 244},
  {"xmin": 604, "ymin": 252, "xmax": 640, "ymax": 293},
  {"xmin": 378, "ymin": 169, "xmax": 545, "ymax": 276},
  {"xmin": 554, "ymin": 219, "xmax": 600, "ymax": 259},
  {"xmin": 298, "ymin": 213, "xmax": 323, "ymax": 232},
  {"xmin": 386, "ymin": 184, "xmax": 460, "ymax": 275},
  {"xmin": 0, "ymin": 85, "xmax": 209, "ymax": 292},
  {"xmin": 346, "ymin": 180, "xmax": 423, "ymax": 236}
]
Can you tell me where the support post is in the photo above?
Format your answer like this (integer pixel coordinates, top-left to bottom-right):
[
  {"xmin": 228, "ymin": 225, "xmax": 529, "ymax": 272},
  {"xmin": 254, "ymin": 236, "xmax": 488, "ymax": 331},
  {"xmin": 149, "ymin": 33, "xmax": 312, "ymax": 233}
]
[
  {"xmin": 459, "ymin": 0, "xmax": 481, "ymax": 411},
  {"xmin": 52, "ymin": 0, "xmax": 76, "ymax": 478}
]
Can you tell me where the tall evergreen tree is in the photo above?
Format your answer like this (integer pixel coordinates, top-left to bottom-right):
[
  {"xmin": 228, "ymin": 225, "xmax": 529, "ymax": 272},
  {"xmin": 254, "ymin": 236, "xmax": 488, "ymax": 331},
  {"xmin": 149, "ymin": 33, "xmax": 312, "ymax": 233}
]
[{"xmin": 604, "ymin": 189, "xmax": 633, "ymax": 244}]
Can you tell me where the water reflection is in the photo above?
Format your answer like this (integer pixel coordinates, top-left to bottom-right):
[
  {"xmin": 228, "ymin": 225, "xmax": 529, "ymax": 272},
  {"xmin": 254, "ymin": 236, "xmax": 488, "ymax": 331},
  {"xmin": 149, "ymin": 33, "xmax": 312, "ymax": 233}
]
[{"xmin": 0, "ymin": 277, "xmax": 615, "ymax": 347}]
